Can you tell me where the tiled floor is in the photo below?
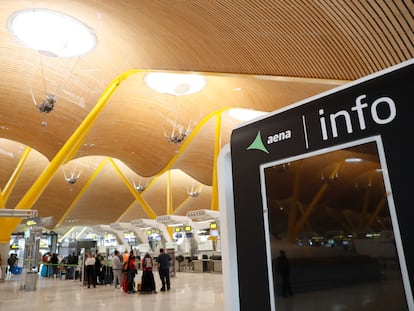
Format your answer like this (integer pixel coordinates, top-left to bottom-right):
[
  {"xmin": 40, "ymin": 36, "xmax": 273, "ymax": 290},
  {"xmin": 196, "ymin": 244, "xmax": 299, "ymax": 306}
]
[
  {"xmin": 276, "ymin": 269, "xmax": 410, "ymax": 311},
  {"xmin": 0, "ymin": 271, "xmax": 224, "ymax": 311},
  {"xmin": 0, "ymin": 269, "xmax": 410, "ymax": 310}
]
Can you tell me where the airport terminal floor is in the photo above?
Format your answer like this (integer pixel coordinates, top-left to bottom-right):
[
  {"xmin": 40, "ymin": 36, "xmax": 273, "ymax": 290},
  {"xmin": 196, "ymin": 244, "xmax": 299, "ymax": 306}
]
[{"xmin": 0, "ymin": 269, "xmax": 408, "ymax": 311}]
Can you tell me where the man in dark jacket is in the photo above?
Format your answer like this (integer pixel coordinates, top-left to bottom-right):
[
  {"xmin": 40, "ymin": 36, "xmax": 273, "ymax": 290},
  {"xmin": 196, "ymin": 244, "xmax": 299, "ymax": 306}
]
[
  {"xmin": 157, "ymin": 248, "xmax": 171, "ymax": 291},
  {"xmin": 276, "ymin": 250, "xmax": 293, "ymax": 297}
]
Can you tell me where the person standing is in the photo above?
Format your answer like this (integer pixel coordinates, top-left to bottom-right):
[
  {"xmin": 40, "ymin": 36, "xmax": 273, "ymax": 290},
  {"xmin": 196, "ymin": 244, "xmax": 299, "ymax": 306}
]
[
  {"xmin": 67, "ymin": 252, "xmax": 78, "ymax": 279},
  {"xmin": 126, "ymin": 251, "xmax": 138, "ymax": 294},
  {"xmin": 95, "ymin": 253, "xmax": 103, "ymax": 285},
  {"xmin": 141, "ymin": 253, "xmax": 156, "ymax": 294},
  {"xmin": 111, "ymin": 250, "xmax": 123, "ymax": 289},
  {"xmin": 84, "ymin": 252, "xmax": 96, "ymax": 288},
  {"xmin": 50, "ymin": 253, "xmax": 59, "ymax": 278},
  {"xmin": 157, "ymin": 248, "xmax": 171, "ymax": 291},
  {"xmin": 275, "ymin": 250, "xmax": 293, "ymax": 297},
  {"xmin": 123, "ymin": 250, "xmax": 130, "ymax": 264}
]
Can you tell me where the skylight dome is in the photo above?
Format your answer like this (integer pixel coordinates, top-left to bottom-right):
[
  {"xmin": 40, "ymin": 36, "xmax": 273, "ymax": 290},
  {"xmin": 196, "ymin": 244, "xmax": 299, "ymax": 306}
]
[{"xmin": 8, "ymin": 8, "xmax": 96, "ymax": 58}]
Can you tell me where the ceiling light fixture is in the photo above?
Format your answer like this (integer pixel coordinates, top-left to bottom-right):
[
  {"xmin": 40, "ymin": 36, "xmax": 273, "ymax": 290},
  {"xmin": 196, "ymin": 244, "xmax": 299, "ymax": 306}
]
[
  {"xmin": 344, "ymin": 157, "xmax": 364, "ymax": 163},
  {"xmin": 228, "ymin": 108, "xmax": 267, "ymax": 121},
  {"xmin": 132, "ymin": 178, "xmax": 149, "ymax": 193},
  {"xmin": 187, "ymin": 183, "xmax": 202, "ymax": 198},
  {"xmin": 63, "ymin": 167, "xmax": 81, "ymax": 184},
  {"xmin": 8, "ymin": 8, "xmax": 96, "ymax": 58},
  {"xmin": 144, "ymin": 72, "xmax": 206, "ymax": 96},
  {"xmin": 38, "ymin": 94, "xmax": 57, "ymax": 113}
]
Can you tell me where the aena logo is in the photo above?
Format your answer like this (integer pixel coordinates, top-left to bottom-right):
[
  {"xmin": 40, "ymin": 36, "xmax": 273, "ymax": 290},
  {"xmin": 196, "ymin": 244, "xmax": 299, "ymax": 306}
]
[
  {"xmin": 247, "ymin": 130, "xmax": 292, "ymax": 154},
  {"xmin": 246, "ymin": 131, "xmax": 269, "ymax": 154}
]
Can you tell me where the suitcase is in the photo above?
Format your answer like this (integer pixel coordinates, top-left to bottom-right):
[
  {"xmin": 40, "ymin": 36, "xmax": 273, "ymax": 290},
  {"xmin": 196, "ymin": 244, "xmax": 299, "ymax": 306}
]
[
  {"xmin": 13, "ymin": 266, "xmax": 22, "ymax": 274},
  {"xmin": 40, "ymin": 265, "xmax": 52, "ymax": 277},
  {"xmin": 41, "ymin": 265, "xmax": 47, "ymax": 277},
  {"xmin": 103, "ymin": 266, "xmax": 113, "ymax": 285}
]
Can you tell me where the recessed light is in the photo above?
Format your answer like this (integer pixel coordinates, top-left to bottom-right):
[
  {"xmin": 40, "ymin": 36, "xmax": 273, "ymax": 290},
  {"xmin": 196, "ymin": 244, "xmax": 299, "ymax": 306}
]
[
  {"xmin": 228, "ymin": 108, "xmax": 267, "ymax": 121},
  {"xmin": 344, "ymin": 157, "xmax": 364, "ymax": 163},
  {"xmin": 144, "ymin": 72, "xmax": 206, "ymax": 96}
]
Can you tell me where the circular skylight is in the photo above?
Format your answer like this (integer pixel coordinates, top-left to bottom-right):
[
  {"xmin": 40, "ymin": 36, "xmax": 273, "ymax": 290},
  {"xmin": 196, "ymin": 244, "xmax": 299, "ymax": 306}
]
[
  {"xmin": 228, "ymin": 108, "xmax": 268, "ymax": 121},
  {"xmin": 144, "ymin": 72, "xmax": 207, "ymax": 96},
  {"xmin": 8, "ymin": 8, "xmax": 96, "ymax": 58}
]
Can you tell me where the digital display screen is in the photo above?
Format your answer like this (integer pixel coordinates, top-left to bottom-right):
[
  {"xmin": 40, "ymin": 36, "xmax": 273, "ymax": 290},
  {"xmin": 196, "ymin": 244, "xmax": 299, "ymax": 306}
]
[{"xmin": 260, "ymin": 138, "xmax": 409, "ymax": 310}]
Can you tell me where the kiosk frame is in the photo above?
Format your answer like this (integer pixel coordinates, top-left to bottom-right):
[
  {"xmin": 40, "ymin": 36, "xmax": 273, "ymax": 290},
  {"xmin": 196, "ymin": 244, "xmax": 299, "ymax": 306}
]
[{"xmin": 219, "ymin": 59, "xmax": 414, "ymax": 311}]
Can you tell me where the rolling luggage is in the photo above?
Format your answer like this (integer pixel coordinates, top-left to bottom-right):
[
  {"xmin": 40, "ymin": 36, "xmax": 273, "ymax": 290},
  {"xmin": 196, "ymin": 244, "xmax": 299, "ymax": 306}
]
[
  {"xmin": 41, "ymin": 264, "xmax": 52, "ymax": 277},
  {"xmin": 103, "ymin": 266, "xmax": 113, "ymax": 285}
]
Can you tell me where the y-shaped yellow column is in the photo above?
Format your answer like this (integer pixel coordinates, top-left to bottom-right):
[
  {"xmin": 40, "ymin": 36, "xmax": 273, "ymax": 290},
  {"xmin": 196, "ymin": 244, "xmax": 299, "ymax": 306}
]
[{"xmin": 0, "ymin": 69, "xmax": 144, "ymax": 243}]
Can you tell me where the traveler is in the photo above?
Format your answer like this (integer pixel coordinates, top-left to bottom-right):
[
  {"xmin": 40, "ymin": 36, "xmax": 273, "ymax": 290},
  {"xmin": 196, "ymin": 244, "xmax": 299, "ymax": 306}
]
[
  {"xmin": 275, "ymin": 250, "xmax": 293, "ymax": 297},
  {"xmin": 126, "ymin": 251, "xmax": 138, "ymax": 294},
  {"xmin": 157, "ymin": 248, "xmax": 171, "ymax": 291},
  {"xmin": 123, "ymin": 250, "xmax": 129, "ymax": 263},
  {"xmin": 67, "ymin": 252, "xmax": 78, "ymax": 279},
  {"xmin": 84, "ymin": 252, "xmax": 96, "ymax": 288},
  {"xmin": 50, "ymin": 253, "xmax": 59, "ymax": 278},
  {"xmin": 141, "ymin": 253, "xmax": 156, "ymax": 294},
  {"xmin": 112, "ymin": 250, "xmax": 123, "ymax": 288},
  {"xmin": 95, "ymin": 253, "xmax": 103, "ymax": 285},
  {"xmin": 7, "ymin": 253, "xmax": 17, "ymax": 275}
]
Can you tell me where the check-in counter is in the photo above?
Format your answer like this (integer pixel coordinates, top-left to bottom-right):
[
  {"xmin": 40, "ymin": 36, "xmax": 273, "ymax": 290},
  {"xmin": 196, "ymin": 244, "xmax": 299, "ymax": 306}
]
[
  {"xmin": 212, "ymin": 260, "xmax": 222, "ymax": 273},
  {"xmin": 193, "ymin": 260, "xmax": 204, "ymax": 272},
  {"xmin": 192, "ymin": 259, "xmax": 221, "ymax": 273}
]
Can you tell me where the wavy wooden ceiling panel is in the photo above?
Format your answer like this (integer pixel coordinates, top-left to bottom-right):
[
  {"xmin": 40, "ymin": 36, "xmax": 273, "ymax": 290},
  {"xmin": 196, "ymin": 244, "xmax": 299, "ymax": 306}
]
[{"xmin": 0, "ymin": 0, "xmax": 412, "ymax": 236}]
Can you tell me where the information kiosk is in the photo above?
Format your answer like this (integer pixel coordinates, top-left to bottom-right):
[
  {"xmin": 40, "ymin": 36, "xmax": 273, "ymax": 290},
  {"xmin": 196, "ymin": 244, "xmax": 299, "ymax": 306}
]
[{"xmin": 219, "ymin": 59, "xmax": 414, "ymax": 311}]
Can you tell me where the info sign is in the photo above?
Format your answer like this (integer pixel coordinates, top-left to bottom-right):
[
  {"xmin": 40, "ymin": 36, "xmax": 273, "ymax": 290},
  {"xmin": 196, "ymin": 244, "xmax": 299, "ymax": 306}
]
[{"xmin": 227, "ymin": 59, "xmax": 414, "ymax": 310}]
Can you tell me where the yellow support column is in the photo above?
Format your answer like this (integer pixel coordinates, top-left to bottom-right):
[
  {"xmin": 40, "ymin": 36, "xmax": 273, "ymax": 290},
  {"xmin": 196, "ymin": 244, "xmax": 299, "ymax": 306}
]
[
  {"xmin": 2, "ymin": 147, "xmax": 32, "ymax": 206},
  {"xmin": 55, "ymin": 158, "xmax": 111, "ymax": 228},
  {"xmin": 0, "ymin": 191, "xmax": 4, "ymax": 209},
  {"xmin": 109, "ymin": 158, "xmax": 157, "ymax": 219},
  {"xmin": 0, "ymin": 69, "xmax": 143, "ymax": 241},
  {"xmin": 116, "ymin": 176, "xmax": 160, "ymax": 222},
  {"xmin": 293, "ymin": 162, "xmax": 342, "ymax": 238},
  {"xmin": 211, "ymin": 112, "xmax": 222, "ymax": 211},
  {"xmin": 358, "ymin": 171, "xmax": 374, "ymax": 229},
  {"xmin": 156, "ymin": 108, "xmax": 230, "ymax": 176},
  {"xmin": 167, "ymin": 170, "xmax": 173, "ymax": 215},
  {"xmin": 365, "ymin": 195, "xmax": 386, "ymax": 229}
]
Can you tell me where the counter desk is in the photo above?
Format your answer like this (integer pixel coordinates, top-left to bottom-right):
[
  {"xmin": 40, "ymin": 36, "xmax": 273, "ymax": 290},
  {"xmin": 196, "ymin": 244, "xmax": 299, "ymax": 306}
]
[{"xmin": 192, "ymin": 259, "xmax": 222, "ymax": 273}]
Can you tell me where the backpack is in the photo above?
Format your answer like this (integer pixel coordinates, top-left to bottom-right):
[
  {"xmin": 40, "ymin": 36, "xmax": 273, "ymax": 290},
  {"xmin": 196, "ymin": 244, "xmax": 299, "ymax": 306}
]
[{"xmin": 144, "ymin": 257, "xmax": 152, "ymax": 269}]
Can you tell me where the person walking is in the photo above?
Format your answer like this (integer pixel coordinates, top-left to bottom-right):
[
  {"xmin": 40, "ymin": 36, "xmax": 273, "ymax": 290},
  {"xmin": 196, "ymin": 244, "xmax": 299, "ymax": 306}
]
[
  {"xmin": 112, "ymin": 250, "xmax": 123, "ymax": 289},
  {"xmin": 84, "ymin": 252, "xmax": 96, "ymax": 288},
  {"xmin": 157, "ymin": 248, "xmax": 171, "ymax": 291},
  {"xmin": 7, "ymin": 253, "xmax": 17, "ymax": 275},
  {"xmin": 275, "ymin": 249, "xmax": 293, "ymax": 297}
]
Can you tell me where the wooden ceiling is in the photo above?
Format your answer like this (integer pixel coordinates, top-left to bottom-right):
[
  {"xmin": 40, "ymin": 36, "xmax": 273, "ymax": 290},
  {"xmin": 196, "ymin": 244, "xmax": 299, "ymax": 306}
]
[{"xmin": 0, "ymin": 0, "xmax": 413, "ymax": 236}]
